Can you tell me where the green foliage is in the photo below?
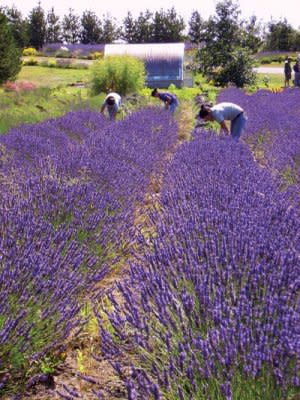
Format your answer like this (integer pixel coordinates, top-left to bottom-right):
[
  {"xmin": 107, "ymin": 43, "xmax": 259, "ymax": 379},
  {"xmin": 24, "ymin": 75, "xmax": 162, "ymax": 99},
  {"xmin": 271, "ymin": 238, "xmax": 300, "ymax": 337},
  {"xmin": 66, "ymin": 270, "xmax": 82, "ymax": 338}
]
[
  {"xmin": 91, "ymin": 55, "xmax": 145, "ymax": 96},
  {"xmin": 22, "ymin": 47, "xmax": 38, "ymax": 56},
  {"xmin": 89, "ymin": 51, "xmax": 103, "ymax": 60},
  {"xmin": 0, "ymin": 12, "xmax": 22, "ymax": 84},
  {"xmin": 0, "ymin": 84, "xmax": 94, "ymax": 134},
  {"xmin": 22, "ymin": 57, "xmax": 38, "ymax": 66},
  {"xmin": 46, "ymin": 7, "xmax": 61, "ymax": 43},
  {"xmin": 264, "ymin": 19, "xmax": 299, "ymax": 51},
  {"xmin": 214, "ymin": 48, "xmax": 257, "ymax": 87},
  {"xmin": 1, "ymin": 6, "xmax": 29, "ymax": 48},
  {"xmin": 197, "ymin": 0, "xmax": 260, "ymax": 87},
  {"xmin": 61, "ymin": 9, "xmax": 80, "ymax": 44},
  {"xmin": 80, "ymin": 10, "xmax": 101, "ymax": 44},
  {"xmin": 188, "ymin": 10, "xmax": 206, "ymax": 44},
  {"xmin": 27, "ymin": 3, "xmax": 46, "ymax": 49}
]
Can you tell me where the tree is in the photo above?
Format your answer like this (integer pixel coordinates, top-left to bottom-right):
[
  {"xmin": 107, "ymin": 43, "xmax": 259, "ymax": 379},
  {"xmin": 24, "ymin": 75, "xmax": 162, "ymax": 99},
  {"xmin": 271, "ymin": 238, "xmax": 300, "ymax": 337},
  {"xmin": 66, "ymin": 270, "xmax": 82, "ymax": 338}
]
[
  {"xmin": 134, "ymin": 10, "xmax": 153, "ymax": 43},
  {"xmin": 61, "ymin": 8, "xmax": 80, "ymax": 44},
  {"xmin": 27, "ymin": 1, "xmax": 46, "ymax": 49},
  {"xmin": 99, "ymin": 15, "xmax": 120, "ymax": 43},
  {"xmin": 46, "ymin": 7, "xmax": 61, "ymax": 43},
  {"xmin": 0, "ymin": 6, "xmax": 29, "ymax": 48},
  {"xmin": 197, "ymin": 0, "xmax": 256, "ymax": 87},
  {"xmin": 152, "ymin": 7, "xmax": 185, "ymax": 42},
  {"xmin": 188, "ymin": 10, "xmax": 206, "ymax": 44},
  {"xmin": 240, "ymin": 15, "xmax": 263, "ymax": 53},
  {"xmin": 0, "ymin": 12, "xmax": 22, "ymax": 84},
  {"xmin": 80, "ymin": 10, "xmax": 101, "ymax": 44},
  {"xmin": 264, "ymin": 19, "xmax": 295, "ymax": 51},
  {"xmin": 216, "ymin": 47, "xmax": 256, "ymax": 87},
  {"xmin": 121, "ymin": 12, "xmax": 137, "ymax": 43}
]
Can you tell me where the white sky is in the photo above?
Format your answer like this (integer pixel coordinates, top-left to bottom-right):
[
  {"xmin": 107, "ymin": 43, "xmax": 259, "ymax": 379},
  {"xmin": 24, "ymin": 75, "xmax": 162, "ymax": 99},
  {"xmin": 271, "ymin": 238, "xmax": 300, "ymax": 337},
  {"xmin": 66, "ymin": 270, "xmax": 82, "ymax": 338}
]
[{"xmin": 1, "ymin": 0, "xmax": 299, "ymax": 29}]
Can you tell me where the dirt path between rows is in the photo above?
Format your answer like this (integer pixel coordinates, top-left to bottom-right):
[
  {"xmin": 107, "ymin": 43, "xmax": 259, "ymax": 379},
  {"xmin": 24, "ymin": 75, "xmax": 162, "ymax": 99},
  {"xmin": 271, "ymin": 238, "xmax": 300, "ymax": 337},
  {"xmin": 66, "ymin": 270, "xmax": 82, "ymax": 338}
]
[{"xmin": 17, "ymin": 104, "xmax": 195, "ymax": 400}]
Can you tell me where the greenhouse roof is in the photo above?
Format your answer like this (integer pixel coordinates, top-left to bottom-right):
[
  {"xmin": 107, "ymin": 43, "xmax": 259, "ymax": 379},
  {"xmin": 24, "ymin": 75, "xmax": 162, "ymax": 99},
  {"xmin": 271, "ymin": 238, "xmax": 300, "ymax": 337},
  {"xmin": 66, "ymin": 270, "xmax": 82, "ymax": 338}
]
[{"xmin": 104, "ymin": 43, "xmax": 185, "ymax": 60}]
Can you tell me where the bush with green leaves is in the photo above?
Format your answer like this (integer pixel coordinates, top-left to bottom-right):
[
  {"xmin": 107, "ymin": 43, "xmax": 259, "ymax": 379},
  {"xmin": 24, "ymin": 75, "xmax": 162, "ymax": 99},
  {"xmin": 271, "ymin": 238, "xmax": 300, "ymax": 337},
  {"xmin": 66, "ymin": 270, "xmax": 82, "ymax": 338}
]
[
  {"xmin": 213, "ymin": 48, "xmax": 257, "ymax": 87},
  {"xmin": 90, "ymin": 55, "xmax": 145, "ymax": 96},
  {"xmin": 22, "ymin": 57, "xmax": 39, "ymax": 66},
  {"xmin": 22, "ymin": 47, "xmax": 38, "ymax": 57}
]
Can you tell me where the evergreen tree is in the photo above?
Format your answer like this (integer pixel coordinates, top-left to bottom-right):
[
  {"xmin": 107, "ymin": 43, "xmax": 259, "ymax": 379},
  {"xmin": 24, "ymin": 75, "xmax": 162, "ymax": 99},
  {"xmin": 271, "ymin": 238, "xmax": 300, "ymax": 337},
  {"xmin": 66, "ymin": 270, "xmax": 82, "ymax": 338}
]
[
  {"xmin": 28, "ymin": 1, "xmax": 46, "ymax": 49},
  {"xmin": 0, "ymin": 12, "xmax": 22, "ymax": 84},
  {"xmin": 46, "ymin": 7, "xmax": 61, "ymax": 43},
  {"xmin": 165, "ymin": 7, "xmax": 185, "ymax": 42},
  {"xmin": 152, "ymin": 7, "xmax": 185, "ymax": 42},
  {"xmin": 100, "ymin": 15, "xmax": 121, "ymax": 43},
  {"xmin": 264, "ymin": 19, "xmax": 295, "ymax": 51},
  {"xmin": 61, "ymin": 8, "xmax": 80, "ymax": 44},
  {"xmin": 80, "ymin": 10, "xmax": 101, "ymax": 44},
  {"xmin": 121, "ymin": 12, "xmax": 137, "ymax": 43},
  {"xmin": 188, "ymin": 10, "xmax": 206, "ymax": 44},
  {"xmin": 1, "ymin": 6, "xmax": 29, "ymax": 48},
  {"xmin": 134, "ymin": 10, "xmax": 153, "ymax": 43}
]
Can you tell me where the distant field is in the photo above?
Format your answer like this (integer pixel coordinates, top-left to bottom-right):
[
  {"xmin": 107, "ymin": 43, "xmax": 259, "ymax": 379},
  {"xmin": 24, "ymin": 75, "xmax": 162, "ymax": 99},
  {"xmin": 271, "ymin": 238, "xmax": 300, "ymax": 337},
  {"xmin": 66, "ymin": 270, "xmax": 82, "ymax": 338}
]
[{"xmin": 17, "ymin": 65, "xmax": 92, "ymax": 88}]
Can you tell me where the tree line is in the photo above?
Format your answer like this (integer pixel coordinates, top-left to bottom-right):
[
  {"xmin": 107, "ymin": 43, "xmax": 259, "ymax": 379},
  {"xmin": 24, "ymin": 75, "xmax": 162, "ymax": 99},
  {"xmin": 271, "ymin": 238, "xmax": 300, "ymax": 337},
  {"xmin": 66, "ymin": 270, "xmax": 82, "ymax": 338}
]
[{"xmin": 1, "ymin": 0, "xmax": 300, "ymax": 51}]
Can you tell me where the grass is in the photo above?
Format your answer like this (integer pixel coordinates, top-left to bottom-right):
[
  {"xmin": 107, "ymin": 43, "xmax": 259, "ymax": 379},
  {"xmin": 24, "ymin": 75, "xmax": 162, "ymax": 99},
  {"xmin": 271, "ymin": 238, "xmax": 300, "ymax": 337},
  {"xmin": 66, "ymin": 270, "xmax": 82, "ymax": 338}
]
[
  {"xmin": 18, "ymin": 65, "xmax": 92, "ymax": 88},
  {"xmin": 0, "ymin": 64, "xmax": 284, "ymax": 135},
  {"xmin": 0, "ymin": 66, "xmax": 105, "ymax": 134}
]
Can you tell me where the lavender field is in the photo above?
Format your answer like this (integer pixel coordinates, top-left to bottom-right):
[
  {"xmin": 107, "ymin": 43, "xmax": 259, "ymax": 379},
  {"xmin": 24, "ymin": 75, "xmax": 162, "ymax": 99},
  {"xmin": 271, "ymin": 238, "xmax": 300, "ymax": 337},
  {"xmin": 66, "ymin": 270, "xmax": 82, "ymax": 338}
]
[{"xmin": 0, "ymin": 88, "xmax": 300, "ymax": 399}]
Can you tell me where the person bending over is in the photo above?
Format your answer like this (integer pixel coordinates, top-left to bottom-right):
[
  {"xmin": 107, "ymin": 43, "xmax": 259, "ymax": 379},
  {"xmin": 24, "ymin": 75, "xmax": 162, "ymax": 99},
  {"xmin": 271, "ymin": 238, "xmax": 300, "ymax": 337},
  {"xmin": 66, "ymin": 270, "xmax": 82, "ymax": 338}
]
[
  {"xmin": 198, "ymin": 102, "xmax": 247, "ymax": 141},
  {"xmin": 151, "ymin": 88, "xmax": 179, "ymax": 114},
  {"xmin": 101, "ymin": 92, "xmax": 122, "ymax": 121}
]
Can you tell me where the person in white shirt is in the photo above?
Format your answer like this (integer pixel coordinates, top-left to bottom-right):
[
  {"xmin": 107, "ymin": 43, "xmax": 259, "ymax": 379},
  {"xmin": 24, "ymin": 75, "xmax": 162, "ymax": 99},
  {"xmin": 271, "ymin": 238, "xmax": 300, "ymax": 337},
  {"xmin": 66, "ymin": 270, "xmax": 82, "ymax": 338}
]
[
  {"xmin": 100, "ymin": 92, "xmax": 122, "ymax": 121},
  {"xmin": 198, "ymin": 102, "xmax": 247, "ymax": 141}
]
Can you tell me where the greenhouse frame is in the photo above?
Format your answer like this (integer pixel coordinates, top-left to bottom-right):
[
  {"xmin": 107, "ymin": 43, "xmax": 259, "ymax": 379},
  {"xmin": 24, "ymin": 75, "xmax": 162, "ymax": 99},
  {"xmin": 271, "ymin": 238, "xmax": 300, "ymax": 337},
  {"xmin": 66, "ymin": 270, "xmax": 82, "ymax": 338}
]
[{"xmin": 104, "ymin": 42, "xmax": 192, "ymax": 88}]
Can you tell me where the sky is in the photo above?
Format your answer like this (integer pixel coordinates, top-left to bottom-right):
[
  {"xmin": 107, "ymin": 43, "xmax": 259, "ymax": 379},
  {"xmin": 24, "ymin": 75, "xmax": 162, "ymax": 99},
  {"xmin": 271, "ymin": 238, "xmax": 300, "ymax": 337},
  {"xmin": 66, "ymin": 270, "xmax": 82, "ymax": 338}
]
[{"xmin": 1, "ymin": 0, "xmax": 299, "ymax": 29}]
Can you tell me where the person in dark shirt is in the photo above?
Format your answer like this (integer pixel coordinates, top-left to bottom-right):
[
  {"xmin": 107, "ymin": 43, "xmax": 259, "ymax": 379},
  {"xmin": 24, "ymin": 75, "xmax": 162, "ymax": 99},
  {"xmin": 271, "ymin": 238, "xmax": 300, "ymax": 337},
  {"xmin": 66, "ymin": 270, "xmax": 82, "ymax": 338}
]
[
  {"xmin": 293, "ymin": 55, "xmax": 300, "ymax": 87},
  {"xmin": 284, "ymin": 56, "xmax": 292, "ymax": 87},
  {"xmin": 151, "ymin": 88, "xmax": 179, "ymax": 113}
]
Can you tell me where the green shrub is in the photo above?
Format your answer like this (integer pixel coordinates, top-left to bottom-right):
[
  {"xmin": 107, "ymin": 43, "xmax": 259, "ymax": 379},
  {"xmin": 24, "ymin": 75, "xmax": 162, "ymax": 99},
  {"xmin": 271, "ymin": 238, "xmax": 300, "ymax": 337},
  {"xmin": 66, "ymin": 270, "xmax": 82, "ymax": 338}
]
[
  {"xmin": 22, "ymin": 47, "xmax": 38, "ymax": 57},
  {"xmin": 89, "ymin": 51, "xmax": 103, "ymax": 60},
  {"xmin": 90, "ymin": 55, "xmax": 145, "ymax": 96},
  {"xmin": 23, "ymin": 57, "xmax": 39, "ymax": 66},
  {"xmin": 213, "ymin": 48, "xmax": 257, "ymax": 88},
  {"xmin": 55, "ymin": 49, "xmax": 72, "ymax": 58},
  {"xmin": 260, "ymin": 57, "xmax": 272, "ymax": 64},
  {"xmin": 47, "ymin": 59, "xmax": 57, "ymax": 68}
]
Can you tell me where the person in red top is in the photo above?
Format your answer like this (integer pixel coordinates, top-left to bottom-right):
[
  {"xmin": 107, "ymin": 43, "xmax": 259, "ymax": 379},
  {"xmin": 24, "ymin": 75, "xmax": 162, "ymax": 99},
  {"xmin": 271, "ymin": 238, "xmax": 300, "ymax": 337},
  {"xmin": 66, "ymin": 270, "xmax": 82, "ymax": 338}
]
[{"xmin": 151, "ymin": 88, "xmax": 179, "ymax": 113}]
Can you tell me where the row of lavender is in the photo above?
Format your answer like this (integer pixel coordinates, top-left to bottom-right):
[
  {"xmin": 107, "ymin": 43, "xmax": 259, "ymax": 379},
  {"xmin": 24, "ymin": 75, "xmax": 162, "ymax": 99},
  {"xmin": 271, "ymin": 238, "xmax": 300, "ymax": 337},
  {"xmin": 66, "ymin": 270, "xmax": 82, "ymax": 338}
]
[
  {"xmin": 217, "ymin": 87, "xmax": 300, "ymax": 205},
  {"xmin": 92, "ymin": 131, "xmax": 299, "ymax": 400},
  {"xmin": 0, "ymin": 108, "xmax": 178, "ymax": 394}
]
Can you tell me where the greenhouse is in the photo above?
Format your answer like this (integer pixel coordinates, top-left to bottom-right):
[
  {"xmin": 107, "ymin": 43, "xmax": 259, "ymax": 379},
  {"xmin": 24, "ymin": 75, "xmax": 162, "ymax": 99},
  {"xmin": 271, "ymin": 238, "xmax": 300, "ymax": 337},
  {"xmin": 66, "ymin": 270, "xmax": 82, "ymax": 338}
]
[{"xmin": 104, "ymin": 43, "xmax": 191, "ymax": 88}]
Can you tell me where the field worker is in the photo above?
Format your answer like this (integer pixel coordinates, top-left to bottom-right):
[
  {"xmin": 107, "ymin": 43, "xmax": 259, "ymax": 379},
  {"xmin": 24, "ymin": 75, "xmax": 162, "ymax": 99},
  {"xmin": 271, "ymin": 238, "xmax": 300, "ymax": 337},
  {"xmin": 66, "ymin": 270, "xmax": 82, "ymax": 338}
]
[
  {"xmin": 100, "ymin": 92, "xmax": 122, "ymax": 121},
  {"xmin": 151, "ymin": 88, "xmax": 179, "ymax": 113},
  {"xmin": 197, "ymin": 102, "xmax": 247, "ymax": 141},
  {"xmin": 284, "ymin": 56, "xmax": 292, "ymax": 87},
  {"xmin": 293, "ymin": 55, "xmax": 300, "ymax": 87}
]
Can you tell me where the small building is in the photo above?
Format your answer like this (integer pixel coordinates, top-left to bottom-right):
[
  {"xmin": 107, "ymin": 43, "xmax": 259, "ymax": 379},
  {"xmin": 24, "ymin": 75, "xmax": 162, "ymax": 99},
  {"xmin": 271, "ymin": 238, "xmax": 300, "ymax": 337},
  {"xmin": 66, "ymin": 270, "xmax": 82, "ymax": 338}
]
[{"xmin": 104, "ymin": 42, "xmax": 192, "ymax": 88}]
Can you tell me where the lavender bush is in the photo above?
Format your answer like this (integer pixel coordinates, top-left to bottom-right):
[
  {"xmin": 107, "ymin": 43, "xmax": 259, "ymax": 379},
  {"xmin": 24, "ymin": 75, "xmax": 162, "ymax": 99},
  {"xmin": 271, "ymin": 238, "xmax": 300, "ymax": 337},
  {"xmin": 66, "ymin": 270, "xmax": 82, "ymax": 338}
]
[
  {"xmin": 94, "ymin": 131, "xmax": 299, "ymax": 399},
  {"xmin": 217, "ymin": 87, "xmax": 300, "ymax": 204},
  {"xmin": 0, "ymin": 107, "xmax": 178, "ymax": 395}
]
